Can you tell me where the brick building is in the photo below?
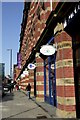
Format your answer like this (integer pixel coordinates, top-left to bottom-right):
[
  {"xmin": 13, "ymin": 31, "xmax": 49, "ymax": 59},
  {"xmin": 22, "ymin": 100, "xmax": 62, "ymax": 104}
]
[{"xmin": 15, "ymin": 1, "xmax": 80, "ymax": 118}]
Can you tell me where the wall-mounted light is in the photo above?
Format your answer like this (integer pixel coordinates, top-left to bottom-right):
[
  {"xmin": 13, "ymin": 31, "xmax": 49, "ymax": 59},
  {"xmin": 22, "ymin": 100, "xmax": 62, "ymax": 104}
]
[{"xmin": 51, "ymin": 64, "xmax": 54, "ymax": 69}]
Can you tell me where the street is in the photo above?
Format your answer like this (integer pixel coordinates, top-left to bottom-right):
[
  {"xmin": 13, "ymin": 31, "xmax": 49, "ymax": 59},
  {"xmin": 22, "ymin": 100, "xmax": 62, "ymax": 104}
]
[{"xmin": 2, "ymin": 90, "xmax": 51, "ymax": 119}]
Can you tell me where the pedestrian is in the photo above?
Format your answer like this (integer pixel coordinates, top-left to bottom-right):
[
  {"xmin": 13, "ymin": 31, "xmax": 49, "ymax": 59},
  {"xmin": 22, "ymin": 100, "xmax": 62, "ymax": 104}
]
[
  {"xmin": 26, "ymin": 83, "xmax": 31, "ymax": 99},
  {"xmin": 16, "ymin": 84, "xmax": 19, "ymax": 91},
  {"xmin": 11, "ymin": 83, "xmax": 14, "ymax": 91}
]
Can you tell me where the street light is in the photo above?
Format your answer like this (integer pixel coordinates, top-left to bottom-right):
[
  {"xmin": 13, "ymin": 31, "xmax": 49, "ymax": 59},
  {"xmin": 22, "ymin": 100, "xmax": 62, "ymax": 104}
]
[{"xmin": 7, "ymin": 49, "xmax": 12, "ymax": 79}]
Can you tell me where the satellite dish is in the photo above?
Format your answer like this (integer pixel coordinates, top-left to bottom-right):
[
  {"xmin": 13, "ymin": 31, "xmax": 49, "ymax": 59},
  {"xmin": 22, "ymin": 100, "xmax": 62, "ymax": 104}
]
[
  {"xmin": 40, "ymin": 45, "xmax": 56, "ymax": 56},
  {"xmin": 28, "ymin": 63, "xmax": 36, "ymax": 70}
]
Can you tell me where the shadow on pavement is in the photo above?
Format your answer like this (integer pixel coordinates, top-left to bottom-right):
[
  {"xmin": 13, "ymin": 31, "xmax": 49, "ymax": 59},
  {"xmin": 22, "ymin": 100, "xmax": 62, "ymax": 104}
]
[
  {"xmin": 2, "ymin": 92, "xmax": 14, "ymax": 102},
  {"xmin": 2, "ymin": 106, "xmax": 39, "ymax": 119}
]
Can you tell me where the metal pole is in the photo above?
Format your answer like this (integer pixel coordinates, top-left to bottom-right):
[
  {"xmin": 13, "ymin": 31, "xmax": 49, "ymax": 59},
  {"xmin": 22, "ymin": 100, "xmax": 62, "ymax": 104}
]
[
  {"xmin": 10, "ymin": 49, "xmax": 12, "ymax": 78},
  {"xmin": 7, "ymin": 49, "xmax": 12, "ymax": 79}
]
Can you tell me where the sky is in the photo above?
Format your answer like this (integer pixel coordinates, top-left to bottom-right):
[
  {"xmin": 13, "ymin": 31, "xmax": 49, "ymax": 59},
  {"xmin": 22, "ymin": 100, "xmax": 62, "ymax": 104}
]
[
  {"xmin": 0, "ymin": 2, "xmax": 2, "ymax": 64},
  {"xmin": 2, "ymin": 2, "xmax": 24, "ymax": 76}
]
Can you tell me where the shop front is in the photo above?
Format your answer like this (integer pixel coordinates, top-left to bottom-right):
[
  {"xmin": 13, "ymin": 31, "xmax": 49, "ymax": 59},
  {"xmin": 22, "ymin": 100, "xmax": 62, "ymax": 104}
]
[
  {"xmin": 44, "ymin": 54, "xmax": 57, "ymax": 106},
  {"xmin": 40, "ymin": 37, "xmax": 57, "ymax": 106}
]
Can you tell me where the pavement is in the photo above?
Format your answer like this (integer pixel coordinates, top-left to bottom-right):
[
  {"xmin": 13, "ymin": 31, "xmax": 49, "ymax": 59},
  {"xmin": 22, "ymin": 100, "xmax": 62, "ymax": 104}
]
[
  {"xmin": 21, "ymin": 90, "xmax": 58, "ymax": 118},
  {"xmin": 2, "ymin": 89, "xmax": 58, "ymax": 119}
]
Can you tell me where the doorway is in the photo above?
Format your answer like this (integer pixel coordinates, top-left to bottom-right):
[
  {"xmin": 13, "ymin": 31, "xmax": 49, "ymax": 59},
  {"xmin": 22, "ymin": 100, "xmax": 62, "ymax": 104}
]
[
  {"xmin": 44, "ymin": 54, "xmax": 57, "ymax": 106},
  {"xmin": 72, "ymin": 34, "xmax": 80, "ymax": 118}
]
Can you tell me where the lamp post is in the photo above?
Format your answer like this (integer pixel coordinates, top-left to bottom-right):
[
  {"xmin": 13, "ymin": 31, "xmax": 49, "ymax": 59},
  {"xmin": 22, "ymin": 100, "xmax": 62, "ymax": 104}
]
[{"xmin": 7, "ymin": 49, "xmax": 12, "ymax": 79}]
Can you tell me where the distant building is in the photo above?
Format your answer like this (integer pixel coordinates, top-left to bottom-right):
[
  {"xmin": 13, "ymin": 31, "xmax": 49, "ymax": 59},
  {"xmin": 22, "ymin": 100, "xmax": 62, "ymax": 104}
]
[{"xmin": 0, "ymin": 63, "xmax": 5, "ymax": 82}]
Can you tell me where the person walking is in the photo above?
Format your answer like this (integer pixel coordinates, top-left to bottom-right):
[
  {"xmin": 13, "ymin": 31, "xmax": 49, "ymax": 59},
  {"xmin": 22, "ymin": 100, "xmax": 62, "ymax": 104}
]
[{"xmin": 26, "ymin": 83, "xmax": 31, "ymax": 99}]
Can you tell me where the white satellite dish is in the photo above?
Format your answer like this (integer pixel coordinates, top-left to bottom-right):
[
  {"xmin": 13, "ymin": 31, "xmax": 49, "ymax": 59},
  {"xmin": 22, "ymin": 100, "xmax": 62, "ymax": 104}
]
[
  {"xmin": 40, "ymin": 44, "xmax": 56, "ymax": 56},
  {"xmin": 28, "ymin": 63, "xmax": 36, "ymax": 70}
]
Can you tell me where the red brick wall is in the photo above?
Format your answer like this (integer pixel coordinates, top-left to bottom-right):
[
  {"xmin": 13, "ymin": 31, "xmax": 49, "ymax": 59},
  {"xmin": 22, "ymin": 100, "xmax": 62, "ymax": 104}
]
[
  {"xmin": 28, "ymin": 70, "xmax": 34, "ymax": 96},
  {"xmin": 54, "ymin": 31, "xmax": 76, "ymax": 116},
  {"xmin": 19, "ymin": 2, "xmax": 51, "ymax": 100},
  {"xmin": 35, "ymin": 53, "xmax": 44, "ymax": 101},
  {"xmin": 20, "ymin": 2, "xmax": 51, "ymax": 69},
  {"xmin": 20, "ymin": 75, "xmax": 29, "ymax": 91}
]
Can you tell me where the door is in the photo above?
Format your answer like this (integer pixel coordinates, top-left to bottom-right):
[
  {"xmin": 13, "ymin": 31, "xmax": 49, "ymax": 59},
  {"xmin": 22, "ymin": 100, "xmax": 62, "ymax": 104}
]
[
  {"xmin": 49, "ymin": 54, "xmax": 57, "ymax": 106},
  {"xmin": 73, "ymin": 35, "xmax": 80, "ymax": 118}
]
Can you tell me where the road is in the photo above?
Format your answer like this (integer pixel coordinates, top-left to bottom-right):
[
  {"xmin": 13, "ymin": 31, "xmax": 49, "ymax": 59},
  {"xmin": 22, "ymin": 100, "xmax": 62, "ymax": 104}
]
[{"xmin": 1, "ymin": 90, "xmax": 51, "ymax": 119}]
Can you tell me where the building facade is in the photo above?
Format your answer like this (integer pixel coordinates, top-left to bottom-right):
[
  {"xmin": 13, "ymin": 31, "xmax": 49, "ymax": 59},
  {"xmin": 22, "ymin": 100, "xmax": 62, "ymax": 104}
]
[
  {"xmin": 15, "ymin": 1, "xmax": 80, "ymax": 118},
  {"xmin": 0, "ymin": 63, "xmax": 5, "ymax": 82}
]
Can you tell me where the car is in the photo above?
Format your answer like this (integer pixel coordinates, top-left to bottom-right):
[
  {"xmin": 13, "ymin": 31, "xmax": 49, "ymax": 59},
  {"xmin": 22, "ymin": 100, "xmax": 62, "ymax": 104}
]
[
  {"xmin": 3, "ymin": 83, "xmax": 13, "ymax": 93},
  {"xmin": 3, "ymin": 84, "xmax": 9, "ymax": 92},
  {"xmin": 0, "ymin": 85, "xmax": 5, "ymax": 97}
]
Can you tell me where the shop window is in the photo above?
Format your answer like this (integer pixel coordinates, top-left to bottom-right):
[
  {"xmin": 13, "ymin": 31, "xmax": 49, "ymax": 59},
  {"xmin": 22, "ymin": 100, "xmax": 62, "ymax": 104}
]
[
  {"xmin": 40, "ymin": 2, "xmax": 45, "ymax": 10},
  {"xmin": 74, "ymin": 35, "xmax": 80, "ymax": 66},
  {"xmin": 46, "ymin": 64, "xmax": 49, "ymax": 96},
  {"xmin": 26, "ymin": 41, "xmax": 28, "ymax": 49},
  {"xmin": 72, "ymin": 34, "xmax": 80, "ymax": 118},
  {"xmin": 37, "ymin": 7, "xmax": 40, "ymax": 20},
  {"xmin": 31, "ymin": 29, "xmax": 33, "ymax": 37},
  {"xmin": 76, "ymin": 48, "xmax": 80, "ymax": 66}
]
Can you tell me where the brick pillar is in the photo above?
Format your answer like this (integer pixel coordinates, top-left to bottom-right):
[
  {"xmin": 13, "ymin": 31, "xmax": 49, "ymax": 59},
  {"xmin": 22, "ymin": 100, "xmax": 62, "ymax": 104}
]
[
  {"xmin": 20, "ymin": 74, "xmax": 29, "ymax": 92},
  {"xmin": 54, "ymin": 31, "xmax": 76, "ymax": 118},
  {"xmin": 28, "ymin": 69, "xmax": 34, "ymax": 97},
  {"xmin": 35, "ymin": 53, "xmax": 44, "ymax": 102}
]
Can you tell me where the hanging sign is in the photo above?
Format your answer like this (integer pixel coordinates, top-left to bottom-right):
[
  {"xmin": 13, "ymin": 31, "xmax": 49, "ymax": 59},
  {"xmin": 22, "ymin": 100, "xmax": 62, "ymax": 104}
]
[
  {"xmin": 40, "ymin": 45, "xmax": 56, "ymax": 56},
  {"xmin": 23, "ymin": 70, "xmax": 29, "ymax": 75},
  {"xmin": 17, "ymin": 78, "xmax": 20, "ymax": 81},
  {"xmin": 21, "ymin": 74, "xmax": 25, "ymax": 78},
  {"xmin": 28, "ymin": 63, "xmax": 36, "ymax": 70}
]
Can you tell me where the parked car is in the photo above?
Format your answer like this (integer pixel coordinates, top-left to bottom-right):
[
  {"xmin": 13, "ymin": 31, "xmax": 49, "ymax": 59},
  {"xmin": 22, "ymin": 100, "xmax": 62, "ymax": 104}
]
[
  {"xmin": 0, "ymin": 85, "xmax": 5, "ymax": 97},
  {"xmin": 3, "ymin": 83, "xmax": 14, "ymax": 93}
]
